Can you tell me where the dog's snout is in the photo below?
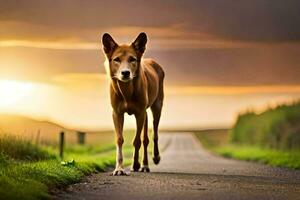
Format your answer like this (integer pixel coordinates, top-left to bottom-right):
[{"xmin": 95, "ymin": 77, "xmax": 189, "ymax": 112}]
[{"xmin": 121, "ymin": 70, "xmax": 130, "ymax": 78}]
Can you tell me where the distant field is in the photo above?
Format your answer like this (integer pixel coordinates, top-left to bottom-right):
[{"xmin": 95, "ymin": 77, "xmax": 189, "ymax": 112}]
[
  {"xmin": 194, "ymin": 129, "xmax": 229, "ymax": 149},
  {"xmin": 0, "ymin": 114, "xmax": 142, "ymax": 150},
  {"xmin": 0, "ymin": 113, "xmax": 117, "ymax": 146},
  {"xmin": 0, "ymin": 113, "xmax": 76, "ymax": 146}
]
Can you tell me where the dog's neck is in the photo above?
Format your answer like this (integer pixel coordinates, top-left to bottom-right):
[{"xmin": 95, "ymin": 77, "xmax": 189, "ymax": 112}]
[{"xmin": 116, "ymin": 80, "xmax": 134, "ymax": 103}]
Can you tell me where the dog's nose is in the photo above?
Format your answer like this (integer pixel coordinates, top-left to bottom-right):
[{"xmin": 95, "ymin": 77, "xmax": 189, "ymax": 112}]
[{"xmin": 121, "ymin": 70, "xmax": 130, "ymax": 78}]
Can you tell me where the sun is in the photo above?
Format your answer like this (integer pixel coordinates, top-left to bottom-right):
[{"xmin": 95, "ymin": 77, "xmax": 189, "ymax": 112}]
[{"xmin": 0, "ymin": 80, "xmax": 34, "ymax": 108}]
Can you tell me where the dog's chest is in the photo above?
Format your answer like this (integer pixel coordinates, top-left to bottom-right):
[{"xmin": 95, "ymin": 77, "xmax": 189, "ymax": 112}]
[
  {"xmin": 120, "ymin": 93, "xmax": 148, "ymax": 115},
  {"xmin": 111, "ymin": 82, "xmax": 148, "ymax": 115},
  {"xmin": 122, "ymin": 101, "xmax": 138, "ymax": 115}
]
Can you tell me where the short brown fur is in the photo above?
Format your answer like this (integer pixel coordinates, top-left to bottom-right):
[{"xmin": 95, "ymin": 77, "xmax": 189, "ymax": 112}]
[{"xmin": 102, "ymin": 32, "xmax": 164, "ymax": 175}]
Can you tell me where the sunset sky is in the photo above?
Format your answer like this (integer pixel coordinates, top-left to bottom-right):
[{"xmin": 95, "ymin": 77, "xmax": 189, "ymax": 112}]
[{"xmin": 0, "ymin": 0, "xmax": 300, "ymax": 130}]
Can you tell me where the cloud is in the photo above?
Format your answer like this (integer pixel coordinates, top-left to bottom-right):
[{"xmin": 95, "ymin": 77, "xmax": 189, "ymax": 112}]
[
  {"xmin": 0, "ymin": 40, "xmax": 99, "ymax": 50},
  {"xmin": 1, "ymin": 0, "xmax": 300, "ymax": 41},
  {"xmin": 0, "ymin": 22, "xmax": 292, "ymax": 50},
  {"xmin": 1, "ymin": 0, "xmax": 300, "ymax": 50}
]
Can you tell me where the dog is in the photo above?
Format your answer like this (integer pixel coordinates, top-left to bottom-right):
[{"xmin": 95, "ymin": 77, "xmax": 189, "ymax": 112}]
[{"xmin": 102, "ymin": 32, "xmax": 164, "ymax": 175}]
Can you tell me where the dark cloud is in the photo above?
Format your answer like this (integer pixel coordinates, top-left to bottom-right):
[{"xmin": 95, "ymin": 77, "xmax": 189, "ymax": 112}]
[
  {"xmin": 190, "ymin": 0, "xmax": 300, "ymax": 42},
  {"xmin": 0, "ymin": 0, "xmax": 300, "ymax": 42},
  {"xmin": 0, "ymin": 47, "xmax": 103, "ymax": 82},
  {"xmin": 148, "ymin": 46, "xmax": 300, "ymax": 86}
]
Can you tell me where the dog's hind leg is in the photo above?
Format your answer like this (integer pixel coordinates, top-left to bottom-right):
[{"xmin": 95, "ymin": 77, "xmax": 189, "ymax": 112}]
[
  {"xmin": 140, "ymin": 112, "xmax": 150, "ymax": 172},
  {"xmin": 151, "ymin": 100, "xmax": 162, "ymax": 165}
]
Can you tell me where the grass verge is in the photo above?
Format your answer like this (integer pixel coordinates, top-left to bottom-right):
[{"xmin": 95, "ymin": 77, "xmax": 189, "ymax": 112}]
[
  {"xmin": 194, "ymin": 130, "xmax": 300, "ymax": 170},
  {"xmin": 231, "ymin": 101, "xmax": 300, "ymax": 150},
  {"xmin": 0, "ymin": 133, "xmax": 134, "ymax": 200},
  {"xmin": 216, "ymin": 145, "xmax": 300, "ymax": 169}
]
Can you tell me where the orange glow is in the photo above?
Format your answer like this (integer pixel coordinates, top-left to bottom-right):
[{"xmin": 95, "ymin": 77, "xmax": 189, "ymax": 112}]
[
  {"xmin": 0, "ymin": 38, "xmax": 278, "ymax": 50},
  {"xmin": 167, "ymin": 85, "xmax": 300, "ymax": 95},
  {"xmin": 0, "ymin": 80, "xmax": 34, "ymax": 107},
  {"xmin": 0, "ymin": 76, "xmax": 299, "ymax": 130},
  {"xmin": 0, "ymin": 40, "xmax": 98, "ymax": 50}
]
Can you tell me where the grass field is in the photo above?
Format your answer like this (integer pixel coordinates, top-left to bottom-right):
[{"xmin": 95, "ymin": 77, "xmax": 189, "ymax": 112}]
[
  {"xmin": 194, "ymin": 129, "xmax": 300, "ymax": 169},
  {"xmin": 215, "ymin": 145, "xmax": 300, "ymax": 169},
  {"xmin": 231, "ymin": 101, "xmax": 300, "ymax": 150},
  {"xmin": 195, "ymin": 101, "xmax": 300, "ymax": 169},
  {"xmin": 0, "ymin": 131, "xmax": 136, "ymax": 200}
]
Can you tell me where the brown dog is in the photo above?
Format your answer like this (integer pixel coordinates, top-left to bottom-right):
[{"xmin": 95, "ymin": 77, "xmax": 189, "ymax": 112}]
[{"xmin": 102, "ymin": 32, "xmax": 164, "ymax": 175}]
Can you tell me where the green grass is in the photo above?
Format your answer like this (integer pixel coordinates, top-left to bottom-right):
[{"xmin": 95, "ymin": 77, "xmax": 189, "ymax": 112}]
[
  {"xmin": 0, "ymin": 132, "xmax": 136, "ymax": 200},
  {"xmin": 194, "ymin": 101, "xmax": 300, "ymax": 170},
  {"xmin": 0, "ymin": 158, "xmax": 115, "ymax": 200},
  {"xmin": 194, "ymin": 130, "xmax": 300, "ymax": 170},
  {"xmin": 216, "ymin": 145, "xmax": 300, "ymax": 169},
  {"xmin": 0, "ymin": 135, "xmax": 55, "ymax": 161},
  {"xmin": 231, "ymin": 101, "xmax": 300, "ymax": 150}
]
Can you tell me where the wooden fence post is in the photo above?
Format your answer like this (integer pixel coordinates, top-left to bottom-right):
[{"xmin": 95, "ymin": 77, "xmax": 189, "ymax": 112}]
[
  {"xmin": 59, "ymin": 131, "xmax": 65, "ymax": 159},
  {"xmin": 77, "ymin": 131, "xmax": 86, "ymax": 145},
  {"xmin": 35, "ymin": 129, "xmax": 40, "ymax": 145}
]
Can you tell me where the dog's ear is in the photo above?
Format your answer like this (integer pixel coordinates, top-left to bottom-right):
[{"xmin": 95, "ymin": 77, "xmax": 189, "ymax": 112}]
[
  {"xmin": 132, "ymin": 32, "xmax": 147, "ymax": 56},
  {"xmin": 102, "ymin": 33, "xmax": 118, "ymax": 57}
]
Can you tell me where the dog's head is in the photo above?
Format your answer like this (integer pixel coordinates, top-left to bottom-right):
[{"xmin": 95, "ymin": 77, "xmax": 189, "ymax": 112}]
[{"xmin": 102, "ymin": 32, "xmax": 147, "ymax": 82}]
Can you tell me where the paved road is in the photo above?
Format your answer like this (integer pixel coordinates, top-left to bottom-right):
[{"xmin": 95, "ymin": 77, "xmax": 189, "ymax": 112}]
[{"xmin": 55, "ymin": 132, "xmax": 300, "ymax": 200}]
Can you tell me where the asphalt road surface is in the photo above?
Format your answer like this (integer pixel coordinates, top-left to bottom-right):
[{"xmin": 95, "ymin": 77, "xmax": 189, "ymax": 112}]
[{"xmin": 54, "ymin": 132, "xmax": 300, "ymax": 200}]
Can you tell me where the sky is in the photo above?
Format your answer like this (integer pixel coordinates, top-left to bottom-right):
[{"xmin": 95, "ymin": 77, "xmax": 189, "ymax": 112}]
[{"xmin": 0, "ymin": 0, "xmax": 300, "ymax": 130}]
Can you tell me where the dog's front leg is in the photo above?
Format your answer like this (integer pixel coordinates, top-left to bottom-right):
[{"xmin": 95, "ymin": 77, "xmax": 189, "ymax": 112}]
[
  {"xmin": 112, "ymin": 111, "xmax": 126, "ymax": 176},
  {"xmin": 132, "ymin": 111, "xmax": 146, "ymax": 171}
]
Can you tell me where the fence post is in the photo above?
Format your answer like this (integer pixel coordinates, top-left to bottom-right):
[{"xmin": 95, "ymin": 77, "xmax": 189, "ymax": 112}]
[
  {"xmin": 59, "ymin": 131, "xmax": 65, "ymax": 159},
  {"xmin": 77, "ymin": 131, "xmax": 86, "ymax": 145},
  {"xmin": 35, "ymin": 129, "xmax": 40, "ymax": 146}
]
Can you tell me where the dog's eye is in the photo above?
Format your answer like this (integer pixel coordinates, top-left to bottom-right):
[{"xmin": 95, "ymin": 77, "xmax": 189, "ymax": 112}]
[
  {"xmin": 128, "ymin": 56, "xmax": 137, "ymax": 63},
  {"xmin": 113, "ymin": 57, "xmax": 121, "ymax": 63}
]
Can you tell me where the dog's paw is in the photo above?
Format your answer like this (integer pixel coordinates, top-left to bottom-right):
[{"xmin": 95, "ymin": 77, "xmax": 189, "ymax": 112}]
[
  {"xmin": 112, "ymin": 169, "xmax": 127, "ymax": 176},
  {"xmin": 131, "ymin": 162, "xmax": 141, "ymax": 172},
  {"xmin": 140, "ymin": 165, "xmax": 150, "ymax": 172},
  {"xmin": 153, "ymin": 155, "xmax": 160, "ymax": 165}
]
